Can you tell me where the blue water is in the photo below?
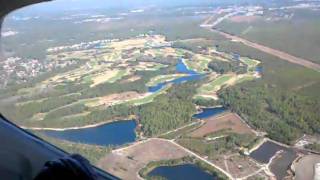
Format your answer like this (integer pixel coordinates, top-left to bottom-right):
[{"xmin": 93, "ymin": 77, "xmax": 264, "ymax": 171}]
[
  {"xmin": 250, "ymin": 140, "xmax": 286, "ymax": 164},
  {"xmin": 43, "ymin": 120, "xmax": 136, "ymax": 146},
  {"xmin": 148, "ymin": 60, "xmax": 203, "ymax": 92},
  {"xmin": 255, "ymin": 66, "xmax": 262, "ymax": 73},
  {"xmin": 175, "ymin": 60, "xmax": 197, "ymax": 74},
  {"xmin": 193, "ymin": 107, "xmax": 226, "ymax": 119},
  {"xmin": 148, "ymin": 164, "xmax": 217, "ymax": 180}
]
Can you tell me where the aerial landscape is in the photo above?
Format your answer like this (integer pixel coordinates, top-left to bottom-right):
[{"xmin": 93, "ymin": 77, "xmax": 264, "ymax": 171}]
[{"xmin": 0, "ymin": 0, "xmax": 320, "ymax": 179}]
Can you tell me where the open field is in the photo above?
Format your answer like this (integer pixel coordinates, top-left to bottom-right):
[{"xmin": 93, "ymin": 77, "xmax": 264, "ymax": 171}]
[
  {"xmin": 229, "ymin": 15, "xmax": 260, "ymax": 23},
  {"xmin": 146, "ymin": 74, "xmax": 188, "ymax": 86},
  {"xmin": 294, "ymin": 154, "xmax": 320, "ymax": 180},
  {"xmin": 216, "ymin": 9, "xmax": 320, "ymax": 65},
  {"xmin": 97, "ymin": 138, "xmax": 189, "ymax": 180},
  {"xmin": 197, "ymin": 74, "xmax": 233, "ymax": 98},
  {"xmin": 220, "ymin": 154, "xmax": 261, "ymax": 179},
  {"xmin": 211, "ymin": 29, "xmax": 320, "ymax": 72},
  {"xmin": 90, "ymin": 70, "xmax": 122, "ymax": 87},
  {"xmin": 190, "ymin": 113, "xmax": 255, "ymax": 138}
]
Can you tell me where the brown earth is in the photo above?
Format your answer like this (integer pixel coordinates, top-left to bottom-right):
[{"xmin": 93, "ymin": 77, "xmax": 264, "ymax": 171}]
[
  {"xmin": 190, "ymin": 113, "xmax": 254, "ymax": 137},
  {"xmin": 97, "ymin": 138, "xmax": 189, "ymax": 180},
  {"xmin": 294, "ymin": 154, "xmax": 320, "ymax": 180},
  {"xmin": 229, "ymin": 15, "xmax": 259, "ymax": 23},
  {"xmin": 99, "ymin": 91, "xmax": 142, "ymax": 105}
]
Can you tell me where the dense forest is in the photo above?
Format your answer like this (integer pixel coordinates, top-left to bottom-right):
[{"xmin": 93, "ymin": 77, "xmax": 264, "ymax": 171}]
[
  {"xmin": 208, "ymin": 60, "xmax": 247, "ymax": 74},
  {"xmin": 219, "ymin": 83, "xmax": 320, "ymax": 144},
  {"xmin": 138, "ymin": 83, "xmax": 197, "ymax": 136},
  {"xmin": 23, "ymin": 104, "xmax": 136, "ymax": 128}
]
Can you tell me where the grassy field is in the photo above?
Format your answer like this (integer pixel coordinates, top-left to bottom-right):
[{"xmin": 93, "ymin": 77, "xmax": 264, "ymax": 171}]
[
  {"xmin": 215, "ymin": 40, "xmax": 320, "ymax": 96},
  {"xmin": 146, "ymin": 74, "xmax": 188, "ymax": 86},
  {"xmin": 216, "ymin": 9, "xmax": 320, "ymax": 64},
  {"xmin": 198, "ymin": 74, "xmax": 233, "ymax": 93}
]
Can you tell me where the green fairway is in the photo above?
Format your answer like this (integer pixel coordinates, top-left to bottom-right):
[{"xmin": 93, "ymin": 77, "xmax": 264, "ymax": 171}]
[
  {"xmin": 146, "ymin": 74, "xmax": 188, "ymax": 86},
  {"xmin": 198, "ymin": 74, "xmax": 233, "ymax": 93},
  {"xmin": 108, "ymin": 70, "xmax": 128, "ymax": 83}
]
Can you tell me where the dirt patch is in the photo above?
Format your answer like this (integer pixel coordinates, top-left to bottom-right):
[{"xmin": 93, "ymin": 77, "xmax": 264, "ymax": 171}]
[
  {"xmin": 190, "ymin": 113, "xmax": 254, "ymax": 138},
  {"xmin": 225, "ymin": 154, "xmax": 260, "ymax": 178},
  {"xmin": 97, "ymin": 139, "xmax": 189, "ymax": 180},
  {"xmin": 229, "ymin": 16, "xmax": 259, "ymax": 23},
  {"xmin": 90, "ymin": 70, "xmax": 119, "ymax": 87},
  {"xmin": 99, "ymin": 91, "xmax": 142, "ymax": 105},
  {"xmin": 121, "ymin": 75, "xmax": 141, "ymax": 83},
  {"xmin": 294, "ymin": 154, "xmax": 320, "ymax": 180}
]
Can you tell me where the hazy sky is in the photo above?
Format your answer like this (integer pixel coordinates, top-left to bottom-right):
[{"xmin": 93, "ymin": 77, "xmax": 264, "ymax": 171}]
[{"xmin": 12, "ymin": 0, "xmax": 279, "ymax": 15}]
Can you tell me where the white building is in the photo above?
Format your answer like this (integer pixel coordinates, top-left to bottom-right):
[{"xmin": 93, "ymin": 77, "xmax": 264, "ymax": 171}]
[{"xmin": 315, "ymin": 163, "xmax": 320, "ymax": 180}]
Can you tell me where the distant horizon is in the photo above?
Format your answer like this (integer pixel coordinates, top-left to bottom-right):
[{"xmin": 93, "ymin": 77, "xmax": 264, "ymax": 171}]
[{"xmin": 10, "ymin": 0, "xmax": 275, "ymax": 15}]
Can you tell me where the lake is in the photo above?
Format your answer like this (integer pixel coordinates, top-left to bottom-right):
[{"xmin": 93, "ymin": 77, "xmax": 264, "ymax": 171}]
[
  {"xmin": 148, "ymin": 164, "xmax": 217, "ymax": 180},
  {"xmin": 269, "ymin": 150, "xmax": 297, "ymax": 180},
  {"xmin": 250, "ymin": 140, "xmax": 286, "ymax": 164},
  {"xmin": 42, "ymin": 120, "xmax": 136, "ymax": 146},
  {"xmin": 148, "ymin": 59, "xmax": 203, "ymax": 92},
  {"xmin": 193, "ymin": 107, "xmax": 226, "ymax": 119}
]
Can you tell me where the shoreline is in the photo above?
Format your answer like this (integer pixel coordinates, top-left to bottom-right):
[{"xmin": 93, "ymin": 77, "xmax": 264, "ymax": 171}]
[{"xmin": 21, "ymin": 118, "xmax": 135, "ymax": 131}]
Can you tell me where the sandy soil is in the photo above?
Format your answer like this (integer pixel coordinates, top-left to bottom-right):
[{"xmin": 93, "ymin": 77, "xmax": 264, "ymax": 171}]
[
  {"xmin": 229, "ymin": 15, "xmax": 259, "ymax": 23},
  {"xmin": 121, "ymin": 75, "xmax": 141, "ymax": 83},
  {"xmin": 99, "ymin": 91, "xmax": 142, "ymax": 105},
  {"xmin": 90, "ymin": 70, "xmax": 119, "ymax": 87},
  {"xmin": 225, "ymin": 154, "xmax": 260, "ymax": 178},
  {"xmin": 97, "ymin": 139, "xmax": 189, "ymax": 180},
  {"xmin": 294, "ymin": 154, "xmax": 320, "ymax": 180},
  {"xmin": 190, "ymin": 113, "xmax": 254, "ymax": 137}
]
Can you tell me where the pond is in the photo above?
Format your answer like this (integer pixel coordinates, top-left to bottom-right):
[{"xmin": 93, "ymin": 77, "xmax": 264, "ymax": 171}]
[
  {"xmin": 193, "ymin": 107, "xmax": 226, "ymax": 119},
  {"xmin": 148, "ymin": 59, "xmax": 203, "ymax": 92},
  {"xmin": 269, "ymin": 150, "xmax": 297, "ymax": 180},
  {"xmin": 42, "ymin": 120, "xmax": 136, "ymax": 146},
  {"xmin": 255, "ymin": 66, "xmax": 262, "ymax": 73},
  {"xmin": 148, "ymin": 164, "xmax": 217, "ymax": 180},
  {"xmin": 249, "ymin": 140, "xmax": 286, "ymax": 164}
]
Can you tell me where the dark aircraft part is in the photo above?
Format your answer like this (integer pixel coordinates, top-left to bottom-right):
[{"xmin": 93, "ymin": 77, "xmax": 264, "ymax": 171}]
[
  {"xmin": 0, "ymin": 0, "xmax": 51, "ymax": 17},
  {"xmin": 34, "ymin": 154, "xmax": 98, "ymax": 180},
  {"xmin": 0, "ymin": 114, "xmax": 119, "ymax": 180}
]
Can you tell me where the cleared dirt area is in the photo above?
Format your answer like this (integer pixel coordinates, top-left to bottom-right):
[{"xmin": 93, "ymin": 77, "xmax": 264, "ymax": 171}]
[
  {"xmin": 99, "ymin": 91, "xmax": 143, "ymax": 105},
  {"xmin": 90, "ymin": 70, "xmax": 120, "ymax": 87},
  {"xmin": 225, "ymin": 154, "xmax": 261, "ymax": 179},
  {"xmin": 229, "ymin": 15, "xmax": 259, "ymax": 23},
  {"xmin": 97, "ymin": 138, "xmax": 189, "ymax": 180},
  {"xmin": 294, "ymin": 154, "xmax": 320, "ymax": 180},
  {"xmin": 121, "ymin": 75, "xmax": 141, "ymax": 83},
  {"xmin": 190, "ymin": 113, "xmax": 254, "ymax": 137}
]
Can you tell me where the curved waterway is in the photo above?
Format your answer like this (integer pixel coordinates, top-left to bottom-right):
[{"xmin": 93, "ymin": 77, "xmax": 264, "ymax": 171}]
[
  {"xmin": 42, "ymin": 60, "xmax": 226, "ymax": 146},
  {"xmin": 148, "ymin": 59, "xmax": 203, "ymax": 92},
  {"xmin": 42, "ymin": 106, "xmax": 226, "ymax": 146},
  {"xmin": 148, "ymin": 164, "xmax": 217, "ymax": 180},
  {"xmin": 42, "ymin": 120, "xmax": 136, "ymax": 146}
]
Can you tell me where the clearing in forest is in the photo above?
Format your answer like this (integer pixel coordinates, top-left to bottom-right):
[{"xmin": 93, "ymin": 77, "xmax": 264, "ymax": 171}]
[
  {"xmin": 190, "ymin": 112, "xmax": 255, "ymax": 138},
  {"xmin": 97, "ymin": 138, "xmax": 189, "ymax": 180}
]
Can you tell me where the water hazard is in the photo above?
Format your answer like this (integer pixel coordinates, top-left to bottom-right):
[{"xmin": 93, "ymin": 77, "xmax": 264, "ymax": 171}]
[
  {"xmin": 43, "ymin": 120, "xmax": 136, "ymax": 146},
  {"xmin": 148, "ymin": 59, "xmax": 203, "ymax": 92},
  {"xmin": 148, "ymin": 164, "xmax": 217, "ymax": 180}
]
